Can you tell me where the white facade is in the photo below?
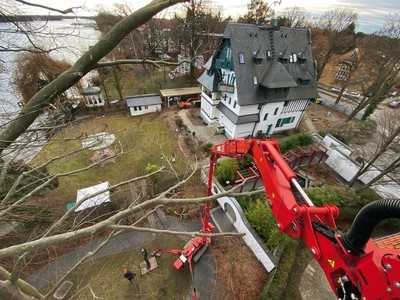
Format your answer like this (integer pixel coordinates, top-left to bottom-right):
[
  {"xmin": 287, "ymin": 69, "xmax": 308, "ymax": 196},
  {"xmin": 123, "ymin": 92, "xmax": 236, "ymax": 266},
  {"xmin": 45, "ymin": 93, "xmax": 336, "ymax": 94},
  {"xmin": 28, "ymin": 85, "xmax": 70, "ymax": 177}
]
[
  {"xmin": 129, "ymin": 104, "xmax": 161, "ymax": 116},
  {"xmin": 199, "ymin": 68, "xmax": 310, "ymax": 138}
]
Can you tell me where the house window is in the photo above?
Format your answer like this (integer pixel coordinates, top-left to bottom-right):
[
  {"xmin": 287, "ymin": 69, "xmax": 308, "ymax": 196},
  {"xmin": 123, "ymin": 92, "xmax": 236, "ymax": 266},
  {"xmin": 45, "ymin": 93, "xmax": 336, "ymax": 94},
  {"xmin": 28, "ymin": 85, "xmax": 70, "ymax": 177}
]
[
  {"xmin": 233, "ymin": 101, "xmax": 237, "ymax": 109},
  {"xmin": 263, "ymin": 113, "xmax": 268, "ymax": 121},
  {"xmin": 228, "ymin": 97, "xmax": 232, "ymax": 105},
  {"xmin": 276, "ymin": 117, "xmax": 295, "ymax": 127},
  {"xmin": 134, "ymin": 106, "xmax": 137, "ymax": 111},
  {"xmin": 267, "ymin": 50, "xmax": 272, "ymax": 58},
  {"xmin": 284, "ymin": 101, "xmax": 289, "ymax": 107},
  {"xmin": 145, "ymin": 105, "xmax": 148, "ymax": 109},
  {"xmin": 274, "ymin": 107, "xmax": 279, "ymax": 115},
  {"xmin": 258, "ymin": 104, "xmax": 263, "ymax": 110},
  {"xmin": 138, "ymin": 106, "xmax": 142, "ymax": 111},
  {"xmin": 239, "ymin": 53, "xmax": 245, "ymax": 64}
]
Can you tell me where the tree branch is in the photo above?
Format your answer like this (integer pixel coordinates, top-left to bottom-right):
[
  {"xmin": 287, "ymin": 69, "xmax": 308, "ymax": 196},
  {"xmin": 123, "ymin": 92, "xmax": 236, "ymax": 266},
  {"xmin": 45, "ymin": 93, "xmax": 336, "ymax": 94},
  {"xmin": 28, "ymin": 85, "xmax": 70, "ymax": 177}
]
[
  {"xmin": 13, "ymin": 0, "xmax": 79, "ymax": 14},
  {"xmin": 110, "ymin": 225, "xmax": 244, "ymax": 237},
  {"xmin": 0, "ymin": 184, "xmax": 262, "ymax": 259}
]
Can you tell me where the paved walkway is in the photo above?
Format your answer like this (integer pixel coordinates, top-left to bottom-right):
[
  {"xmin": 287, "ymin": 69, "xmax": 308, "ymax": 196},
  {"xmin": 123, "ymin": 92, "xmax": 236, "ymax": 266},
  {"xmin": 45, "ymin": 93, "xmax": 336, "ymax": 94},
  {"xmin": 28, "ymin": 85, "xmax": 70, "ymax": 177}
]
[
  {"xmin": 27, "ymin": 215, "xmax": 217, "ymax": 300},
  {"xmin": 178, "ymin": 109, "xmax": 225, "ymax": 145}
]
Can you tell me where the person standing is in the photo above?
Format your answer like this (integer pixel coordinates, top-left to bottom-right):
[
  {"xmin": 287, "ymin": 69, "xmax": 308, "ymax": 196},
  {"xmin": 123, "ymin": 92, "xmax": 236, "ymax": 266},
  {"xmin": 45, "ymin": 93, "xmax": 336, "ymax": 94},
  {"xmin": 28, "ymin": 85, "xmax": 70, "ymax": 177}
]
[{"xmin": 123, "ymin": 268, "xmax": 135, "ymax": 285}]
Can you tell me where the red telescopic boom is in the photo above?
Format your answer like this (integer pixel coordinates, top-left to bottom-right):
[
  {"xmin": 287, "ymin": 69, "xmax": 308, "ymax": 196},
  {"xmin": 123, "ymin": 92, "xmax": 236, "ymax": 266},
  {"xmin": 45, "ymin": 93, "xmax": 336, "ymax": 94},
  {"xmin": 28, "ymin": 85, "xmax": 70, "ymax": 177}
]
[{"xmin": 208, "ymin": 138, "xmax": 400, "ymax": 300}]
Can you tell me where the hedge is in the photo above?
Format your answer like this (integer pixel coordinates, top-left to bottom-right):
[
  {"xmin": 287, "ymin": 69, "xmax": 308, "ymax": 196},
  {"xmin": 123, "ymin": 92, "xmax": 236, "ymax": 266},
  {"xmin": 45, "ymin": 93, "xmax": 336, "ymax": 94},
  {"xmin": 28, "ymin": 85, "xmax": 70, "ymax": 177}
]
[
  {"xmin": 279, "ymin": 133, "xmax": 313, "ymax": 154},
  {"xmin": 242, "ymin": 198, "xmax": 287, "ymax": 249}
]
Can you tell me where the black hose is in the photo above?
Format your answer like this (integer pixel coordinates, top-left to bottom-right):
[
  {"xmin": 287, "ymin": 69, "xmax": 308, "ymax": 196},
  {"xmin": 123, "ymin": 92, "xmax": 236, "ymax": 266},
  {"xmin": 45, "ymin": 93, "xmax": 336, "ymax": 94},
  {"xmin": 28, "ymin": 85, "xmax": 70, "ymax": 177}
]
[{"xmin": 342, "ymin": 199, "xmax": 400, "ymax": 255}]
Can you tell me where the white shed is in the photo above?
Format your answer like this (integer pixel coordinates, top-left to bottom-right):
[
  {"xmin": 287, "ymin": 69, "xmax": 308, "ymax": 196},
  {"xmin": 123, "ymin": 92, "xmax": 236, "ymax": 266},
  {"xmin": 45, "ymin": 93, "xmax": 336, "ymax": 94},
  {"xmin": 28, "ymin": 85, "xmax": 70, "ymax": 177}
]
[
  {"xmin": 75, "ymin": 182, "xmax": 111, "ymax": 212},
  {"xmin": 126, "ymin": 94, "xmax": 162, "ymax": 116},
  {"xmin": 82, "ymin": 86, "xmax": 105, "ymax": 108}
]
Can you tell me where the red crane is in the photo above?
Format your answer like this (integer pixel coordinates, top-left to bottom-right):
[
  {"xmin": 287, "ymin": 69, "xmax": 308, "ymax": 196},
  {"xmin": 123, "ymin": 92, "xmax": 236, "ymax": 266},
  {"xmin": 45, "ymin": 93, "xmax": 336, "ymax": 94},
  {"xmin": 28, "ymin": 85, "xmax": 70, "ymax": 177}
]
[{"xmin": 206, "ymin": 138, "xmax": 400, "ymax": 300}]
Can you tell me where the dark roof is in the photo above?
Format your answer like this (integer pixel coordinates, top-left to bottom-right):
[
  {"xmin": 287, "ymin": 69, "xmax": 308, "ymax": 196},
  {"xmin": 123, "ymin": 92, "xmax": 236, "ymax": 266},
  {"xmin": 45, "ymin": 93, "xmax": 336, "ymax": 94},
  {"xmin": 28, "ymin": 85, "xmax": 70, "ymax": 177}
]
[
  {"xmin": 217, "ymin": 102, "xmax": 259, "ymax": 124},
  {"xmin": 82, "ymin": 86, "xmax": 101, "ymax": 95},
  {"xmin": 198, "ymin": 70, "xmax": 215, "ymax": 92},
  {"xmin": 198, "ymin": 23, "xmax": 317, "ymax": 106},
  {"xmin": 126, "ymin": 94, "xmax": 161, "ymax": 107},
  {"xmin": 261, "ymin": 61, "xmax": 298, "ymax": 88}
]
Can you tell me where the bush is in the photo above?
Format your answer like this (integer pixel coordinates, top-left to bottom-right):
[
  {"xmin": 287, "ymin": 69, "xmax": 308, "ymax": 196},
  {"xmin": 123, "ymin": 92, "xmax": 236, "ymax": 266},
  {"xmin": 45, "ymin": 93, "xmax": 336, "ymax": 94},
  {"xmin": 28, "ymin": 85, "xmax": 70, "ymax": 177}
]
[
  {"xmin": 306, "ymin": 185, "xmax": 381, "ymax": 222},
  {"xmin": 201, "ymin": 142, "xmax": 213, "ymax": 154},
  {"xmin": 279, "ymin": 133, "xmax": 313, "ymax": 153},
  {"xmin": 245, "ymin": 199, "xmax": 287, "ymax": 249},
  {"xmin": 215, "ymin": 158, "xmax": 238, "ymax": 185}
]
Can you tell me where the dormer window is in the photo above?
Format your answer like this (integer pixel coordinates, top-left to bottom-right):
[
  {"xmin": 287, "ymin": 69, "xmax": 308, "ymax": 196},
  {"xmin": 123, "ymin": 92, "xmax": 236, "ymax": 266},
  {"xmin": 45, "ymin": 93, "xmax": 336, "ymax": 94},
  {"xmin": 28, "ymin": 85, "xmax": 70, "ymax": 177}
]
[
  {"xmin": 289, "ymin": 53, "xmax": 298, "ymax": 63},
  {"xmin": 239, "ymin": 53, "xmax": 245, "ymax": 64}
]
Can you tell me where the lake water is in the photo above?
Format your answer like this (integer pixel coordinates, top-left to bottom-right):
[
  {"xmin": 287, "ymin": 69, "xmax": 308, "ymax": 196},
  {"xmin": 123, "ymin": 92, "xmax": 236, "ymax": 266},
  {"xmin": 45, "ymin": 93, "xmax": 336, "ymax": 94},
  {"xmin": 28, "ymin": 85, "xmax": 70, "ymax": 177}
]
[{"xmin": 0, "ymin": 19, "xmax": 100, "ymax": 114}]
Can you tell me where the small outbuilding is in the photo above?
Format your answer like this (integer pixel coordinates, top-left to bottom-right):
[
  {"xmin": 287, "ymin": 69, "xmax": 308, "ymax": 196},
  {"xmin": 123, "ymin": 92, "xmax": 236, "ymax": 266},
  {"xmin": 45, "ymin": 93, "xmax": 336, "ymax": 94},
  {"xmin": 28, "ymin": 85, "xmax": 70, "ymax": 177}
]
[
  {"xmin": 160, "ymin": 87, "xmax": 201, "ymax": 107},
  {"xmin": 82, "ymin": 86, "xmax": 105, "ymax": 108},
  {"xmin": 126, "ymin": 94, "xmax": 162, "ymax": 116}
]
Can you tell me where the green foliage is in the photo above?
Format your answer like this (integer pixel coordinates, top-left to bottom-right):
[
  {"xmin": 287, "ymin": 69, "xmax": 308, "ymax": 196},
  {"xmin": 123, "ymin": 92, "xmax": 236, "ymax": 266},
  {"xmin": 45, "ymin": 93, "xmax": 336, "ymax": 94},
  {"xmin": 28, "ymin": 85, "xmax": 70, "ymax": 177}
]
[
  {"xmin": 306, "ymin": 185, "xmax": 381, "ymax": 222},
  {"xmin": 145, "ymin": 163, "xmax": 160, "ymax": 174},
  {"xmin": 201, "ymin": 142, "xmax": 213, "ymax": 154},
  {"xmin": 259, "ymin": 239, "xmax": 299, "ymax": 300},
  {"xmin": 215, "ymin": 158, "xmax": 238, "ymax": 185},
  {"xmin": 244, "ymin": 198, "xmax": 287, "ymax": 249},
  {"xmin": 239, "ymin": 154, "xmax": 253, "ymax": 168},
  {"xmin": 279, "ymin": 133, "xmax": 313, "ymax": 153}
]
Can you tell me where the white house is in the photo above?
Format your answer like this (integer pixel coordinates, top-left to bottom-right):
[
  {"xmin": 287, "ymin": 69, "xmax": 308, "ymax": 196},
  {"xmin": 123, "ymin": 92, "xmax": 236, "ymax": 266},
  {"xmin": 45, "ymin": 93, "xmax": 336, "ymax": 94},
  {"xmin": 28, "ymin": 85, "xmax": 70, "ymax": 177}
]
[
  {"xmin": 198, "ymin": 22, "xmax": 317, "ymax": 138},
  {"xmin": 126, "ymin": 94, "xmax": 162, "ymax": 116},
  {"xmin": 82, "ymin": 86, "xmax": 105, "ymax": 108}
]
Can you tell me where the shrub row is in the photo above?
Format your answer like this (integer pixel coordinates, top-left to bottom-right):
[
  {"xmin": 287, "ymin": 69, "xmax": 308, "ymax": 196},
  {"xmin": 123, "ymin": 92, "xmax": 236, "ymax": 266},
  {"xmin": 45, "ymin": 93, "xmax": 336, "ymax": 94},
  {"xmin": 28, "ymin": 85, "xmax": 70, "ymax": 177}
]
[{"xmin": 279, "ymin": 133, "xmax": 313, "ymax": 154}]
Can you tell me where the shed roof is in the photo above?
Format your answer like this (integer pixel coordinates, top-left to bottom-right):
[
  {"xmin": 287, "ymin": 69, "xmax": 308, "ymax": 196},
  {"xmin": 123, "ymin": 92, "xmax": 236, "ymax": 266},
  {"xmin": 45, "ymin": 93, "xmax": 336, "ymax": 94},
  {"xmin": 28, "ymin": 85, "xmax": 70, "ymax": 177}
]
[
  {"xmin": 75, "ymin": 181, "xmax": 111, "ymax": 212},
  {"xmin": 160, "ymin": 87, "xmax": 201, "ymax": 97},
  {"xmin": 126, "ymin": 94, "xmax": 161, "ymax": 107},
  {"xmin": 82, "ymin": 86, "xmax": 101, "ymax": 95}
]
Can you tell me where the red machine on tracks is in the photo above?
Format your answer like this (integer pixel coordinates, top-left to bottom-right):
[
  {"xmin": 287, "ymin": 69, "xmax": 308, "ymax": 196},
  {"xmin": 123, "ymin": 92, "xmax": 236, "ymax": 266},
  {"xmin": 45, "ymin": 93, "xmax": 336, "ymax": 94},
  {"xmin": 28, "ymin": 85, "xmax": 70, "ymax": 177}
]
[
  {"xmin": 166, "ymin": 203, "xmax": 214, "ymax": 274},
  {"xmin": 204, "ymin": 138, "xmax": 400, "ymax": 300}
]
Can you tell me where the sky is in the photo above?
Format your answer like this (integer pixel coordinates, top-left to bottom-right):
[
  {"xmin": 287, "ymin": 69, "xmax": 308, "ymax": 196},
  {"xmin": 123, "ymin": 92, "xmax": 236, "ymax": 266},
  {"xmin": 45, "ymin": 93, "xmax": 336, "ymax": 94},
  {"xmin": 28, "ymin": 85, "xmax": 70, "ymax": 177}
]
[{"xmin": 16, "ymin": 0, "xmax": 400, "ymax": 33}]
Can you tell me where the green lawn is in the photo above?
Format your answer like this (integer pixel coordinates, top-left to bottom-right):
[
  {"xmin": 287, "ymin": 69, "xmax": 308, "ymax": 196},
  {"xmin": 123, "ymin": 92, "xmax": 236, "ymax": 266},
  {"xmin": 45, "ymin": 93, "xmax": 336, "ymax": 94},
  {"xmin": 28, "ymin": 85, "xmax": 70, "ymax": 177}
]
[
  {"xmin": 33, "ymin": 113, "xmax": 188, "ymax": 201},
  {"xmin": 66, "ymin": 236, "xmax": 191, "ymax": 300},
  {"xmin": 103, "ymin": 67, "xmax": 195, "ymax": 101}
]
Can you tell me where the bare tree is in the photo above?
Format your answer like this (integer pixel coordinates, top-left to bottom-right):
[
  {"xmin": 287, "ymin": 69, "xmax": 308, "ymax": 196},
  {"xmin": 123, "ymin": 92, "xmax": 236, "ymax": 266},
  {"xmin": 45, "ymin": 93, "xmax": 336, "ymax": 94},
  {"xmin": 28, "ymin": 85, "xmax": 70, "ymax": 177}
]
[
  {"xmin": 349, "ymin": 109, "xmax": 400, "ymax": 187},
  {"xmin": 313, "ymin": 9, "xmax": 357, "ymax": 80},
  {"xmin": 0, "ymin": 0, "xmax": 188, "ymax": 153},
  {"xmin": 279, "ymin": 6, "xmax": 307, "ymax": 28},
  {"xmin": 238, "ymin": 0, "xmax": 274, "ymax": 25},
  {"xmin": 347, "ymin": 14, "xmax": 400, "ymax": 121},
  {"xmin": 0, "ymin": 147, "xmax": 256, "ymax": 299}
]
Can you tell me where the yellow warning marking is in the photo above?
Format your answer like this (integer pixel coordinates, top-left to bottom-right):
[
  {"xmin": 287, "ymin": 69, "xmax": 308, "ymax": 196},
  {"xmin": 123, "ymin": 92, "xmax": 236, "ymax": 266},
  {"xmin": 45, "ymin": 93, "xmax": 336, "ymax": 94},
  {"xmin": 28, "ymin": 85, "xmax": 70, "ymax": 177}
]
[{"xmin": 328, "ymin": 259, "xmax": 335, "ymax": 268}]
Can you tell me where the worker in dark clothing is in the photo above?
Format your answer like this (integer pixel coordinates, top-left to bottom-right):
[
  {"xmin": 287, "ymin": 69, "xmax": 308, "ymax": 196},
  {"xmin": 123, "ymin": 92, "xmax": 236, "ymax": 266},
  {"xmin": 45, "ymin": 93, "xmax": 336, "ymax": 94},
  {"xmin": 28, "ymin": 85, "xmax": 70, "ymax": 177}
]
[
  {"xmin": 123, "ymin": 268, "xmax": 135, "ymax": 285},
  {"xmin": 191, "ymin": 287, "xmax": 200, "ymax": 300}
]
